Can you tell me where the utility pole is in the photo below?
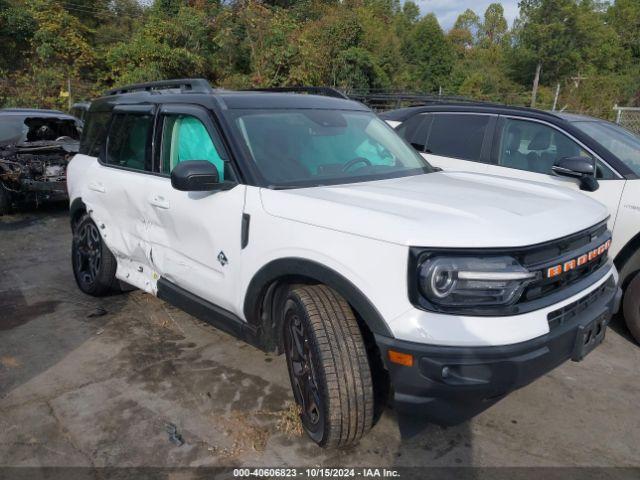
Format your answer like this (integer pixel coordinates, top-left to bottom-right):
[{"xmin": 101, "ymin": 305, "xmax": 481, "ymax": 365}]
[
  {"xmin": 552, "ymin": 82, "xmax": 560, "ymax": 111},
  {"xmin": 67, "ymin": 76, "xmax": 72, "ymax": 111},
  {"xmin": 531, "ymin": 61, "xmax": 541, "ymax": 108}
]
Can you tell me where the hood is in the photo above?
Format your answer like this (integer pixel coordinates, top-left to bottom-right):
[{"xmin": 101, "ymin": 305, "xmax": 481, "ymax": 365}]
[{"xmin": 259, "ymin": 171, "xmax": 609, "ymax": 248}]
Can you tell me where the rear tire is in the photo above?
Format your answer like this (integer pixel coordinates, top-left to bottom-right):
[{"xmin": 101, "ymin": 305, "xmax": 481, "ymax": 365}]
[
  {"xmin": 72, "ymin": 214, "xmax": 118, "ymax": 296},
  {"xmin": 623, "ymin": 273, "xmax": 640, "ymax": 344},
  {"xmin": 282, "ymin": 284, "xmax": 374, "ymax": 448}
]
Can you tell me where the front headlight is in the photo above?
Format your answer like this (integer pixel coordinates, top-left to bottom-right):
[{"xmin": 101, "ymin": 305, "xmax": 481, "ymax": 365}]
[{"xmin": 418, "ymin": 256, "xmax": 538, "ymax": 307}]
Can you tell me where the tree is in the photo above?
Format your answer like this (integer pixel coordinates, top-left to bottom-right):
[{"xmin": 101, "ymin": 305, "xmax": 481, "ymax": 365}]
[
  {"xmin": 401, "ymin": 1, "xmax": 420, "ymax": 23},
  {"xmin": 0, "ymin": 0, "xmax": 35, "ymax": 71},
  {"xmin": 448, "ymin": 9, "xmax": 480, "ymax": 53},
  {"xmin": 480, "ymin": 3, "xmax": 508, "ymax": 46},
  {"xmin": 512, "ymin": 0, "xmax": 583, "ymax": 106},
  {"xmin": 403, "ymin": 13, "xmax": 453, "ymax": 93},
  {"xmin": 103, "ymin": 3, "xmax": 214, "ymax": 87},
  {"xmin": 607, "ymin": 0, "xmax": 640, "ymax": 59},
  {"xmin": 27, "ymin": 0, "xmax": 94, "ymax": 108}
]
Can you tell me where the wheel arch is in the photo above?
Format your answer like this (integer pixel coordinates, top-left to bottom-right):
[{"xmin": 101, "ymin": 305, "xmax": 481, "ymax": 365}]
[
  {"xmin": 244, "ymin": 257, "xmax": 394, "ymax": 352},
  {"xmin": 69, "ymin": 197, "xmax": 87, "ymax": 230},
  {"xmin": 614, "ymin": 231, "xmax": 640, "ymax": 288}
]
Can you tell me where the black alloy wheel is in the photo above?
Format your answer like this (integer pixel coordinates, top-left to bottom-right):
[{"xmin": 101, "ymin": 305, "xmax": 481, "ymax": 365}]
[{"xmin": 284, "ymin": 301, "xmax": 325, "ymax": 440}]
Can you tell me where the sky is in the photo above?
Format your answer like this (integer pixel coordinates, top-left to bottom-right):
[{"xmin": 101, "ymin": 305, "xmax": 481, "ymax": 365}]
[{"xmin": 415, "ymin": 0, "xmax": 520, "ymax": 30}]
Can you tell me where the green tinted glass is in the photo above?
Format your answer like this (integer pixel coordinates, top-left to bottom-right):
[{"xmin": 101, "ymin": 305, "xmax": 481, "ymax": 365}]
[{"xmin": 162, "ymin": 115, "xmax": 224, "ymax": 180}]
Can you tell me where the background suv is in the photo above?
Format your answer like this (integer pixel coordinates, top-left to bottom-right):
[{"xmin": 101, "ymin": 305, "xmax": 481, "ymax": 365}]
[
  {"xmin": 383, "ymin": 104, "xmax": 640, "ymax": 342},
  {"xmin": 68, "ymin": 80, "xmax": 619, "ymax": 447}
]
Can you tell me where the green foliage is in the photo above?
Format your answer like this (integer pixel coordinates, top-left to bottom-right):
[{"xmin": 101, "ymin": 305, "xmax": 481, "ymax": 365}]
[
  {"xmin": 0, "ymin": 0, "xmax": 638, "ymax": 114},
  {"xmin": 403, "ymin": 13, "xmax": 453, "ymax": 92}
]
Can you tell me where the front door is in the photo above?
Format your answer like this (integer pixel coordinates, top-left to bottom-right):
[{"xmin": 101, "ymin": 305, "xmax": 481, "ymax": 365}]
[{"xmin": 143, "ymin": 104, "xmax": 245, "ymax": 313}]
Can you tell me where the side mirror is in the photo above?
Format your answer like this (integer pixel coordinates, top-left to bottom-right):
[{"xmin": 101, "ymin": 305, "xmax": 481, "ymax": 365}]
[
  {"xmin": 171, "ymin": 160, "xmax": 221, "ymax": 192},
  {"xmin": 552, "ymin": 157, "xmax": 599, "ymax": 192}
]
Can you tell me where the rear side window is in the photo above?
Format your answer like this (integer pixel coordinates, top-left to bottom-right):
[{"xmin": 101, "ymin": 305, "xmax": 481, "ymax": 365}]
[
  {"xmin": 426, "ymin": 114, "xmax": 490, "ymax": 161},
  {"xmin": 396, "ymin": 114, "xmax": 431, "ymax": 151},
  {"xmin": 80, "ymin": 112, "xmax": 111, "ymax": 157},
  {"xmin": 105, "ymin": 113, "xmax": 153, "ymax": 171}
]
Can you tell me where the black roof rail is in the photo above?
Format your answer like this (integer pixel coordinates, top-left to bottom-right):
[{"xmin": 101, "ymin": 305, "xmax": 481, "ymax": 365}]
[
  {"xmin": 244, "ymin": 86, "xmax": 350, "ymax": 100},
  {"xmin": 105, "ymin": 78, "xmax": 213, "ymax": 96}
]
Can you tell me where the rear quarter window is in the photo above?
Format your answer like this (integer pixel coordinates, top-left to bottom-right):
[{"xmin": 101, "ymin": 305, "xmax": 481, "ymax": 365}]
[{"xmin": 426, "ymin": 114, "xmax": 491, "ymax": 162}]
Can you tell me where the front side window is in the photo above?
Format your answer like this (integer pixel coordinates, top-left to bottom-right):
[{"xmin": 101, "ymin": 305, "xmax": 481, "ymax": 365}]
[
  {"xmin": 425, "ymin": 114, "xmax": 490, "ymax": 162},
  {"xmin": 159, "ymin": 114, "xmax": 229, "ymax": 181},
  {"xmin": 498, "ymin": 118, "xmax": 593, "ymax": 174},
  {"xmin": 573, "ymin": 120, "xmax": 640, "ymax": 176},
  {"xmin": 105, "ymin": 113, "xmax": 153, "ymax": 171},
  {"xmin": 229, "ymin": 109, "xmax": 431, "ymax": 187}
]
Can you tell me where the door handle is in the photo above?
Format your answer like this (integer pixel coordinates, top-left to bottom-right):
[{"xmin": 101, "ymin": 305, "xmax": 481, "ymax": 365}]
[
  {"xmin": 149, "ymin": 195, "xmax": 170, "ymax": 209},
  {"xmin": 88, "ymin": 182, "xmax": 106, "ymax": 193}
]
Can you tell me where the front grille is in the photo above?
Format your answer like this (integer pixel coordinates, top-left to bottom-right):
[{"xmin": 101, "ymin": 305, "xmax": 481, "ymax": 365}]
[
  {"xmin": 547, "ymin": 276, "xmax": 615, "ymax": 330},
  {"xmin": 516, "ymin": 221, "xmax": 610, "ymax": 304}
]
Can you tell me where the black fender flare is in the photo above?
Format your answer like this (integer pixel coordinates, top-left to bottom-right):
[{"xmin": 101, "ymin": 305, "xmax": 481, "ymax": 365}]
[
  {"xmin": 614, "ymin": 231, "xmax": 640, "ymax": 288},
  {"xmin": 69, "ymin": 197, "xmax": 87, "ymax": 229},
  {"xmin": 243, "ymin": 257, "xmax": 394, "ymax": 341}
]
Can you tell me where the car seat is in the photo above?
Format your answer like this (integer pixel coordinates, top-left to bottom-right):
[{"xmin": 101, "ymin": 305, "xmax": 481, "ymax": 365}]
[
  {"xmin": 525, "ymin": 129, "xmax": 552, "ymax": 173},
  {"xmin": 501, "ymin": 125, "xmax": 528, "ymax": 170}
]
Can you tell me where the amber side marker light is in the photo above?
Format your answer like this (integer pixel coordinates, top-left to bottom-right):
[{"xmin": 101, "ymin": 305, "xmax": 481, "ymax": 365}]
[{"xmin": 388, "ymin": 350, "xmax": 414, "ymax": 367}]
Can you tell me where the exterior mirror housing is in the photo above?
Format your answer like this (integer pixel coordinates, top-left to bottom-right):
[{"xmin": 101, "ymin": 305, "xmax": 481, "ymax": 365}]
[
  {"xmin": 552, "ymin": 157, "xmax": 599, "ymax": 192},
  {"xmin": 171, "ymin": 160, "xmax": 221, "ymax": 192}
]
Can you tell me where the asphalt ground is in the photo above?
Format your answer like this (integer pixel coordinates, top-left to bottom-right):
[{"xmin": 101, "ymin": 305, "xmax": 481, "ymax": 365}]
[{"xmin": 1, "ymin": 205, "xmax": 639, "ymax": 471}]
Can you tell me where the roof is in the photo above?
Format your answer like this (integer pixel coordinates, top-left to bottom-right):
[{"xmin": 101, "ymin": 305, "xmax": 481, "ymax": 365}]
[
  {"xmin": 0, "ymin": 108, "xmax": 75, "ymax": 119},
  {"xmin": 91, "ymin": 78, "xmax": 368, "ymax": 113},
  {"xmin": 378, "ymin": 102, "xmax": 567, "ymax": 123}
]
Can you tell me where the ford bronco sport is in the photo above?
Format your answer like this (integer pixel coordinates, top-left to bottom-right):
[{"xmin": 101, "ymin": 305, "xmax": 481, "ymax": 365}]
[{"xmin": 68, "ymin": 79, "xmax": 621, "ymax": 447}]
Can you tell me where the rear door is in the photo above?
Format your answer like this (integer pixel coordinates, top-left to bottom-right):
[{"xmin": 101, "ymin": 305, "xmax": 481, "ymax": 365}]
[
  {"xmin": 397, "ymin": 112, "xmax": 495, "ymax": 174},
  {"xmin": 485, "ymin": 116, "xmax": 626, "ymax": 229},
  {"xmin": 83, "ymin": 105, "xmax": 156, "ymax": 290},
  {"xmin": 143, "ymin": 104, "xmax": 245, "ymax": 312}
]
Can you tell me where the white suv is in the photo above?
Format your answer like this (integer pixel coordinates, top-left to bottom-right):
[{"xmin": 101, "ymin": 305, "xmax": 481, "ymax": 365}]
[{"xmin": 68, "ymin": 80, "xmax": 620, "ymax": 448}]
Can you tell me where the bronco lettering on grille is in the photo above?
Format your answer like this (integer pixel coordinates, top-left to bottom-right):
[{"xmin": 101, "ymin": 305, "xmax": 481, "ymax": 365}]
[{"xmin": 546, "ymin": 239, "xmax": 611, "ymax": 279}]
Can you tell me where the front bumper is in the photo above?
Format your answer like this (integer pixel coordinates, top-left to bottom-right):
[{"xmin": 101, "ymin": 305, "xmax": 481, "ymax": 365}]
[{"xmin": 375, "ymin": 275, "xmax": 621, "ymax": 425}]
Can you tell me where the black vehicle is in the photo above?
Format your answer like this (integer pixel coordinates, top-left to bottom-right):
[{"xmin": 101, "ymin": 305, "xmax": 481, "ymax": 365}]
[
  {"xmin": 0, "ymin": 108, "xmax": 81, "ymax": 214},
  {"xmin": 382, "ymin": 102, "xmax": 640, "ymax": 342}
]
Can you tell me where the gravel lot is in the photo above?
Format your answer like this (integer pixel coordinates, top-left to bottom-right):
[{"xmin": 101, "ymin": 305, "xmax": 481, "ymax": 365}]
[{"xmin": 1, "ymin": 206, "xmax": 639, "ymax": 468}]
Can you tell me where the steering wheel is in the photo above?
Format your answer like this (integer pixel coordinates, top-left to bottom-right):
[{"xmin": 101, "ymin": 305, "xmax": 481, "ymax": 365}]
[{"xmin": 342, "ymin": 157, "xmax": 372, "ymax": 172}]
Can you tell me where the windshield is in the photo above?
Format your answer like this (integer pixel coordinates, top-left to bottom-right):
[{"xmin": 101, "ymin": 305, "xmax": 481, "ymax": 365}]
[
  {"xmin": 229, "ymin": 109, "xmax": 433, "ymax": 187},
  {"xmin": 0, "ymin": 115, "xmax": 80, "ymax": 146},
  {"xmin": 0, "ymin": 116, "xmax": 28, "ymax": 145},
  {"xmin": 573, "ymin": 120, "xmax": 640, "ymax": 176}
]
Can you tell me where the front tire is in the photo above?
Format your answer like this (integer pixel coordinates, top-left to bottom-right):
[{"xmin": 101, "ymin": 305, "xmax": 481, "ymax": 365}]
[
  {"xmin": 282, "ymin": 284, "xmax": 374, "ymax": 448},
  {"xmin": 623, "ymin": 273, "xmax": 640, "ymax": 344},
  {"xmin": 72, "ymin": 214, "xmax": 118, "ymax": 296}
]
